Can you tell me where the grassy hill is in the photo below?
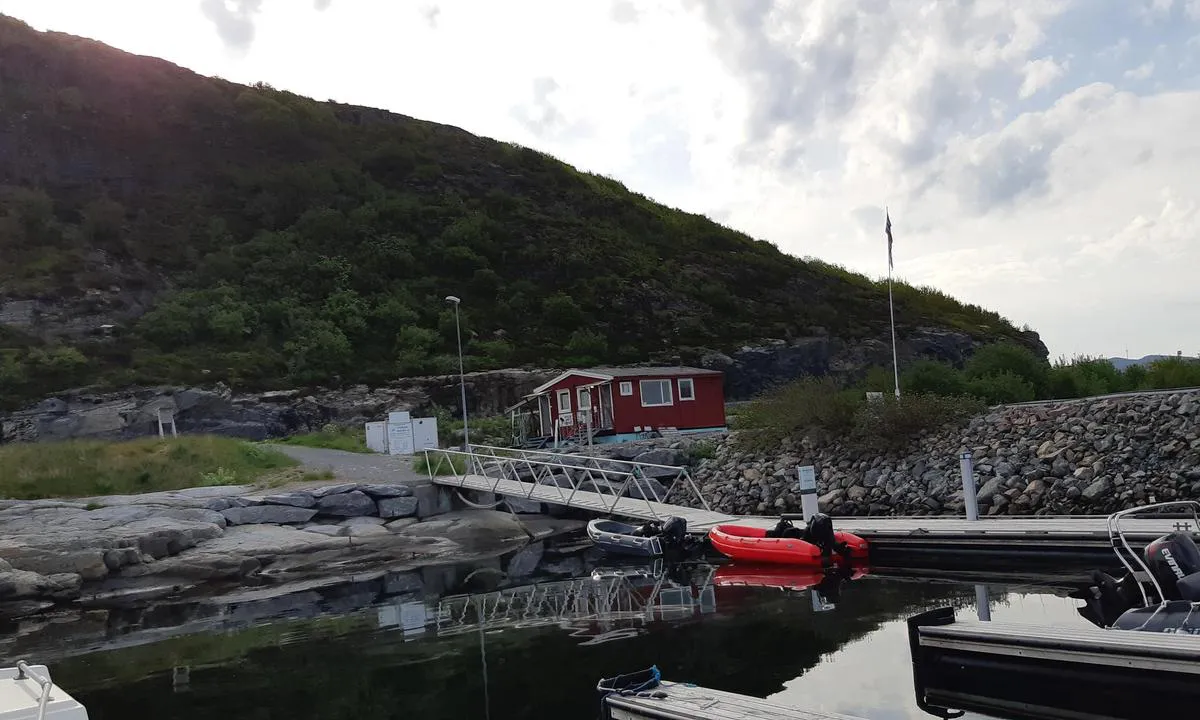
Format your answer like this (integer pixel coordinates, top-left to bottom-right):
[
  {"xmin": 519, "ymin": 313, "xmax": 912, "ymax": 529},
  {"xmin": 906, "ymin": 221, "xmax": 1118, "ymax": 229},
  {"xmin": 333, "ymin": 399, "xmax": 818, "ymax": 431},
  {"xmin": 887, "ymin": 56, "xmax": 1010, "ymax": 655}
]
[{"xmin": 0, "ymin": 15, "xmax": 1042, "ymax": 409}]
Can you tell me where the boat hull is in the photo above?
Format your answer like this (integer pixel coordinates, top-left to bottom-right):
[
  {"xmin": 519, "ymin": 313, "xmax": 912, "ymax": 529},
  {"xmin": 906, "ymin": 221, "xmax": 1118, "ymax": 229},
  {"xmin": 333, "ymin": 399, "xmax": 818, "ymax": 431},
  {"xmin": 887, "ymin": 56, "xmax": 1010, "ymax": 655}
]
[
  {"xmin": 707, "ymin": 524, "xmax": 869, "ymax": 566},
  {"xmin": 587, "ymin": 519, "xmax": 664, "ymax": 557}
]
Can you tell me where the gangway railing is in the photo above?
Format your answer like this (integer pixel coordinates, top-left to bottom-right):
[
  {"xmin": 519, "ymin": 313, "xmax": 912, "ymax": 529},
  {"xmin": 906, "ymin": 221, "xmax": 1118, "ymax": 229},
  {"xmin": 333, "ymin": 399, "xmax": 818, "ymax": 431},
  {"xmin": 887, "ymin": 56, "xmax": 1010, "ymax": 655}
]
[
  {"xmin": 433, "ymin": 565, "xmax": 716, "ymax": 641},
  {"xmin": 419, "ymin": 443, "xmax": 712, "ymax": 518}
]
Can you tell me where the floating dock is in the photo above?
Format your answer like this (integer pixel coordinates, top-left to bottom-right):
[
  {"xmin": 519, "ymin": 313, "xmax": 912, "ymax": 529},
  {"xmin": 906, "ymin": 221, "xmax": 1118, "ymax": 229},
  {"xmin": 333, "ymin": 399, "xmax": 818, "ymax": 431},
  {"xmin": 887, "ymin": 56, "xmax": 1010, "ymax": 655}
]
[
  {"xmin": 427, "ymin": 447, "xmax": 1200, "ymax": 567},
  {"xmin": 907, "ymin": 606, "xmax": 1200, "ymax": 719},
  {"xmin": 601, "ymin": 680, "xmax": 864, "ymax": 720}
]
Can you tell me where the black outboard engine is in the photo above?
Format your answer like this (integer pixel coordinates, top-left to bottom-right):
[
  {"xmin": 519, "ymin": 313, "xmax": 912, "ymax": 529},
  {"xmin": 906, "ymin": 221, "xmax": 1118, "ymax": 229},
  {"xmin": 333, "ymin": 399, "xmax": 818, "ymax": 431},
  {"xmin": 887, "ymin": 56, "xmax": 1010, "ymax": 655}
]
[
  {"xmin": 659, "ymin": 516, "xmax": 687, "ymax": 549},
  {"xmin": 1145, "ymin": 531, "xmax": 1200, "ymax": 601},
  {"xmin": 802, "ymin": 513, "xmax": 839, "ymax": 555}
]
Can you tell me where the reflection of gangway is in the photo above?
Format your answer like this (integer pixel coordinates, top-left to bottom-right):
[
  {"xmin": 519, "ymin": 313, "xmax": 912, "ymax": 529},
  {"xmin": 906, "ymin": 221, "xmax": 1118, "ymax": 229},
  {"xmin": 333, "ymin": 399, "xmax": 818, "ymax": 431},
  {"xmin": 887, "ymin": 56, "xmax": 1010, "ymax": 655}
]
[{"xmin": 433, "ymin": 565, "xmax": 716, "ymax": 643}]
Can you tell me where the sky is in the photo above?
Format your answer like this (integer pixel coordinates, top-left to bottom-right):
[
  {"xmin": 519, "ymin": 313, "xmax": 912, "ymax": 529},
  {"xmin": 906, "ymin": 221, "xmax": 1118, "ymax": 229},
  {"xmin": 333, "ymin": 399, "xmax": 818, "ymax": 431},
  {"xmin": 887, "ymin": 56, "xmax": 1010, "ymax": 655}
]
[{"xmin": 3, "ymin": 0, "xmax": 1200, "ymax": 361}]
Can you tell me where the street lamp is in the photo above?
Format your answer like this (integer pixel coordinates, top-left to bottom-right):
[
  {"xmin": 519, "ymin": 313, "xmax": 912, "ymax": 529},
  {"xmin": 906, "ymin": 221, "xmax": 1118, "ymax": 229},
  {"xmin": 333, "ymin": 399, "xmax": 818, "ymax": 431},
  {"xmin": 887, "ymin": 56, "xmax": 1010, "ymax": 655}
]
[{"xmin": 445, "ymin": 295, "xmax": 469, "ymax": 451}]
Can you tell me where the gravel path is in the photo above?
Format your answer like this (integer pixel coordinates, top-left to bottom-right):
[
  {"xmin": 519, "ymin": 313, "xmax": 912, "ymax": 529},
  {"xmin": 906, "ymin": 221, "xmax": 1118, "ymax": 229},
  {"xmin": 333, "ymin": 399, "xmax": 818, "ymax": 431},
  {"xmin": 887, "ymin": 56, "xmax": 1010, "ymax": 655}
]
[{"xmin": 268, "ymin": 445, "xmax": 428, "ymax": 485}]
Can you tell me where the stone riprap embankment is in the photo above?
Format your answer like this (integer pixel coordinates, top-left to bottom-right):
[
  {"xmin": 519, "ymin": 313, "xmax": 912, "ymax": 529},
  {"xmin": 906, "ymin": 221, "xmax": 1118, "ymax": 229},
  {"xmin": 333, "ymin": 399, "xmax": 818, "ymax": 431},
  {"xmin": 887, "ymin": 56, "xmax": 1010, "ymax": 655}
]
[
  {"xmin": 0, "ymin": 479, "xmax": 561, "ymax": 614},
  {"xmin": 686, "ymin": 390, "xmax": 1200, "ymax": 517}
]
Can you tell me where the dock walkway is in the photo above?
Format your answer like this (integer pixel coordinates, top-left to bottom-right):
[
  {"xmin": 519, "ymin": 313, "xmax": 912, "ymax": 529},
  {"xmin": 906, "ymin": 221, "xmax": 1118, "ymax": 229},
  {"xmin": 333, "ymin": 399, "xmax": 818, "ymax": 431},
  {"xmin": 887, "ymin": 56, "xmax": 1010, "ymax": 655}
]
[{"xmin": 423, "ymin": 446, "xmax": 1198, "ymax": 562}]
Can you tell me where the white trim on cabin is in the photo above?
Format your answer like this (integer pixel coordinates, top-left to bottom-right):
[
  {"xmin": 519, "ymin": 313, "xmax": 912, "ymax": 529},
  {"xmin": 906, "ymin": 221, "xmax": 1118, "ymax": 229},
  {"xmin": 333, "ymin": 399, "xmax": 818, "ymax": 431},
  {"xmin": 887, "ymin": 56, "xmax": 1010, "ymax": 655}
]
[
  {"xmin": 619, "ymin": 381, "xmax": 633, "ymax": 396},
  {"xmin": 577, "ymin": 387, "xmax": 592, "ymax": 410},
  {"xmin": 557, "ymin": 389, "xmax": 572, "ymax": 416},
  {"xmin": 678, "ymin": 377, "xmax": 695, "ymax": 401},
  {"xmin": 639, "ymin": 379, "xmax": 673, "ymax": 407},
  {"xmin": 530, "ymin": 370, "xmax": 614, "ymax": 395}
]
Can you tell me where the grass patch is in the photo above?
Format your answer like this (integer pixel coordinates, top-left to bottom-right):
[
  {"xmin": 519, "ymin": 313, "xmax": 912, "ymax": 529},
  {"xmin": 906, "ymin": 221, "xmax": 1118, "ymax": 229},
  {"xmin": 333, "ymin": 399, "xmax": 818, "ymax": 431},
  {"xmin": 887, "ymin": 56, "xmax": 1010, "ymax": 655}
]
[
  {"xmin": 0, "ymin": 435, "xmax": 297, "ymax": 500},
  {"xmin": 277, "ymin": 425, "xmax": 369, "ymax": 453},
  {"xmin": 412, "ymin": 452, "xmax": 467, "ymax": 476},
  {"xmin": 254, "ymin": 467, "xmax": 337, "ymax": 489}
]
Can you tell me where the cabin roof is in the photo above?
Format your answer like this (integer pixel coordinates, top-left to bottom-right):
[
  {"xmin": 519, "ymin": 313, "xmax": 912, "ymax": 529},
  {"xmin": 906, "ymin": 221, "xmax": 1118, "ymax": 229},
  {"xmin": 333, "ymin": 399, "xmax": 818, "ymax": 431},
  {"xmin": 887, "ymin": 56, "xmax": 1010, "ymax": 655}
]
[{"xmin": 528, "ymin": 366, "xmax": 721, "ymax": 395}]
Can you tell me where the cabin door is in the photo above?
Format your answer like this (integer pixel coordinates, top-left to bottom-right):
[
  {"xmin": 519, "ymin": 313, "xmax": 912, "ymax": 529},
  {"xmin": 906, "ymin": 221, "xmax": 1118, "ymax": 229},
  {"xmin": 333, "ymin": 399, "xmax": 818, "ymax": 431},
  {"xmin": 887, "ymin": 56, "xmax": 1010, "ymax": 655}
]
[
  {"xmin": 538, "ymin": 395, "xmax": 552, "ymax": 436},
  {"xmin": 600, "ymin": 383, "xmax": 614, "ymax": 430}
]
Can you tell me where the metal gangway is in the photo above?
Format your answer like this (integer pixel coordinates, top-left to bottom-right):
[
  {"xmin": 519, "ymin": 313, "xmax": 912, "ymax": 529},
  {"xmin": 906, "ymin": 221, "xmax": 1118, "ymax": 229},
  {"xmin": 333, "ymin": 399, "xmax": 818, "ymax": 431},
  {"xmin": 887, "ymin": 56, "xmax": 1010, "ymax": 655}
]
[
  {"xmin": 420, "ymin": 444, "xmax": 733, "ymax": 532},
  {"xmin": 433, "ymin": 564, "xmax": 717, "ymax": 644}
]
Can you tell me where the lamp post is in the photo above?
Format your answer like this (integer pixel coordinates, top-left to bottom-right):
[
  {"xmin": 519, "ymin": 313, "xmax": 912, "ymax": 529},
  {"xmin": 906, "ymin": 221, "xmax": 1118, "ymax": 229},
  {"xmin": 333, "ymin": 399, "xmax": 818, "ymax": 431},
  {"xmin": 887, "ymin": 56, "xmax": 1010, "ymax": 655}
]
[{"xmin": 445, "ymin": 295, "xmax": 469, "ymax": 451}]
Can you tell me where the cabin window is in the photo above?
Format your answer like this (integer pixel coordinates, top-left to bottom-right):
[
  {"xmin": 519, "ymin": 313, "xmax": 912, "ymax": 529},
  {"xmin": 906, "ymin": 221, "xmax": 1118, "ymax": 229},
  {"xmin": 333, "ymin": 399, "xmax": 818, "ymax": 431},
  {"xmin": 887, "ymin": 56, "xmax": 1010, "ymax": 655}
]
[
  {"xmin": 619, "ymin": 381, "xmax": 633, "ymax": 396},
  {"xmin": 678, "ymin": 378, "xmax": 695, "ymax": 401},
  {"xmin": 557, "ymin": 389, "xmax": 571, "ymax": 414},
  {"xmin": 640, "ymin": 379, "xmax": 673, "ymax": 407},
  {"xmin": 577, "ymin": 387, "xmax": 592, "ymax": 410}
]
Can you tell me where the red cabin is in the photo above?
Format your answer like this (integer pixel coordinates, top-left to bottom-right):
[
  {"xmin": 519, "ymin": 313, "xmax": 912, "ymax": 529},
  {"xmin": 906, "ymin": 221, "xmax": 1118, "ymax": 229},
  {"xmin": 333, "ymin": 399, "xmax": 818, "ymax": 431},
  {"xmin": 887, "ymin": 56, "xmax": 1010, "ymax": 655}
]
[{"xmin": 507, "ymin": 366, "xmax": 727, "ymax": 447}]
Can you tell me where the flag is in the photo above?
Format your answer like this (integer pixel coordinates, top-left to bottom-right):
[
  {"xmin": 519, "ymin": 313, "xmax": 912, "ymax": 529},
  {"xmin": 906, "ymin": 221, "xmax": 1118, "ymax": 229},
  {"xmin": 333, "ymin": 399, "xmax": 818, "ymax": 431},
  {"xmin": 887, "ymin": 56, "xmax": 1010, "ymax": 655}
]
[{"xmin": 885, "ymin": 210, "xmax": 894, "ymax": 271}]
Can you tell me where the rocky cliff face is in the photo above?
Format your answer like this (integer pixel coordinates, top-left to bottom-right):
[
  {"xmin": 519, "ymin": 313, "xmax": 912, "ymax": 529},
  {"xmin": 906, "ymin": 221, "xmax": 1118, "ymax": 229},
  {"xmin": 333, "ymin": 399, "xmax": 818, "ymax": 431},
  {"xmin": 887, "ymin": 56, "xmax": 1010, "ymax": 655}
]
[
  {"xmin": 698, "ymin": 326, "xmax": 1049, "ymax": 400},
  {"xmin": 685, "ymin": 390, "xmax": 1200, "ymax": 516},
  {"xmin": 1, "ymin": 369, "xmax": 555, "ymax": 443}
]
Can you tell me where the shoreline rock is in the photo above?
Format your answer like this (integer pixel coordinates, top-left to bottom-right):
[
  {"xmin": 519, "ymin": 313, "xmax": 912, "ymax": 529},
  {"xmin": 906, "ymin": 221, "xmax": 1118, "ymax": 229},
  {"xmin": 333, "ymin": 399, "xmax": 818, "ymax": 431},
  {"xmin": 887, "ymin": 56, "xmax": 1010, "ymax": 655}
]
[{"xmin": 0, "ymin": 478, "xmax": 523, "ymax": 610}]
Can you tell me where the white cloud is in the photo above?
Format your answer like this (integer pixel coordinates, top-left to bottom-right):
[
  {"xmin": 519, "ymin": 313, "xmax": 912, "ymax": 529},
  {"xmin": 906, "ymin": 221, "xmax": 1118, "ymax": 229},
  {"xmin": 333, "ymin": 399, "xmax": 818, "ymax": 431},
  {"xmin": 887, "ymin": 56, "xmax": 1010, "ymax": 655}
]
[
  {"xmin": 1124, "ymin": 61, "xmax": 1156, "ymax": 79},
  {"xmin": 1, "ymin": 0, "xmax": 1200, "ymax": 361},
  {"xmin": 1019, "ymin": 57, "xmax": 1066, "ymax": 98}
]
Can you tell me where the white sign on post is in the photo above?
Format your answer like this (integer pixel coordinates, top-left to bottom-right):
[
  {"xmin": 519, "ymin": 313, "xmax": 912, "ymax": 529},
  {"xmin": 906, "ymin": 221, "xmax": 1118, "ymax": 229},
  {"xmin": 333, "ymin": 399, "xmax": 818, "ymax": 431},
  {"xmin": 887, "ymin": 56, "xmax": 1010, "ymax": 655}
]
[{"xmin": 796, "ymin": 465, "xmax": 819, "ymax": 520}]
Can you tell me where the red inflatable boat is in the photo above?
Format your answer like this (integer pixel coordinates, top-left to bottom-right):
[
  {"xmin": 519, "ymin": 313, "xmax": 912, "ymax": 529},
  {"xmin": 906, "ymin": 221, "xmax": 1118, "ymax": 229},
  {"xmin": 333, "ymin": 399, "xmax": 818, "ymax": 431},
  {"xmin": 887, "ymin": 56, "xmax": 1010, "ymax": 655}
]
[{"xmin": 707, "ymin": 523, "xmax": 869, "ymax": 566}]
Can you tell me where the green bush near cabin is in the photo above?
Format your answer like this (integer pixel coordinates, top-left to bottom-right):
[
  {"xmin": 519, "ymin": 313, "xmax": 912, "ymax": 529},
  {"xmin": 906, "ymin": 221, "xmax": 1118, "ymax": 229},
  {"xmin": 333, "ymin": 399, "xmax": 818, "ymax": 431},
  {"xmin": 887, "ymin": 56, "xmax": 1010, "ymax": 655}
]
[{"xmin": 0, "ymin": 436, "xmax": 297, "ymax": 499}]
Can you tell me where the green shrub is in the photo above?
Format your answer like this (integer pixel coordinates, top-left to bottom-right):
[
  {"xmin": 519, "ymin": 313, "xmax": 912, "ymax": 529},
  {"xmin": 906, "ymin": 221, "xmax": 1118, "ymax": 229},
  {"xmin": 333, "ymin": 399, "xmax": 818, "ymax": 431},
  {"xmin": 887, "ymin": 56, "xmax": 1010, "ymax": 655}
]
[
  {"xmin": 412, "ymin": 452, "xmax": 466, "ymax": 476},
  {"xmin": 852, "ymin": 393, "xmax": 984, "ymax": 450},
  {"xmin": 965, "ymin": 343, "xmax": 1049, "ymax": 396},
  {"xmin": 1143, "ymin": 357, "xmax": 1200, "ymax": 389},
  {"xmin": 902, "ymin": 360, "xmax": 965, "ymax": 396},
  {"xmin": 964, "ymin": 371, "xmax": 1037, "ymax": 404},
  {"xmin": 200, "ymin": 466, "xmax": 239, "ymax": 486},
  {"xmin": 685, "ymin": 440, "xmax": 718, "ymax": 464},
  {"xmin": 733, "ymin": 377, "xmax": 862, "ymax": 450}
]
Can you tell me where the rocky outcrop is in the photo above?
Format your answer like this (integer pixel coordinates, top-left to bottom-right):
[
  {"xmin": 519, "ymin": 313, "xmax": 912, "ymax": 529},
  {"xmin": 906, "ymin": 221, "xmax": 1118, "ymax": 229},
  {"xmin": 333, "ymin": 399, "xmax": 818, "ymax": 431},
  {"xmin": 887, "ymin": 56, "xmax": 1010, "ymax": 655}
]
[
  {"xmin": 1, "ymin": 368, "xmax": 555, "ymax": 443},
  {"xmin": 0, "ymin": 480, "xmax": 452, "ymax": 605},
  {"xmin": 700, "ymin": 327, "xmax": 1049, "ymax": 400},
  {"xmin": 683, "ymin": 390, "xmax": 1200, "ymax": 516}
]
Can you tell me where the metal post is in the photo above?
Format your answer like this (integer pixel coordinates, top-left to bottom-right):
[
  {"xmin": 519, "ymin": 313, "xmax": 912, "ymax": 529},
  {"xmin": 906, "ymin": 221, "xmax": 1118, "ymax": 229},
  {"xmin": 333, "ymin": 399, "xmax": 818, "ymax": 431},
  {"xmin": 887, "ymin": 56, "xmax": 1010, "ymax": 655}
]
[
  {"xmin": 975, "ymin": 584, "xmax": 992, "ymax": 621},
  {"xmin": 446, "ymin": 296, "xmax": 469, "ymax": 452},
  {"xmin": 960, "ymin": 450, "xmax": 978, "ymax": 521}
]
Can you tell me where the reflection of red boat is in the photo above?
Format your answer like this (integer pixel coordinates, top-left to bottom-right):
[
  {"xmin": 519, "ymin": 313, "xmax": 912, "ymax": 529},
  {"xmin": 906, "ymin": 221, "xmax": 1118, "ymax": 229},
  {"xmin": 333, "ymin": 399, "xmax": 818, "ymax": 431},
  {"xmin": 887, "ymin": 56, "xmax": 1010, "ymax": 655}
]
[
  {"xmin": 707, "ymin": 524, "xmax": 869, "ymax": 566},
  {"xmin": 713, "ymin": 564, "xmax": 869, "ymax": 591}
]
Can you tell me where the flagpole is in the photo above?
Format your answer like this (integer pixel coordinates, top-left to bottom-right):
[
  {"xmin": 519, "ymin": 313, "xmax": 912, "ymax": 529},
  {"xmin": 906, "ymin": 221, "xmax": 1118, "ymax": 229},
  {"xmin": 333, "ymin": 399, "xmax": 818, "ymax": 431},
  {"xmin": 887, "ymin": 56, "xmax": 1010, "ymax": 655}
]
[
  {"xmin": 886, "ymin": 208, "xmax": 900, "ymax": 399},
  {"xmin": 888, "ymin": 263, "xmax": 900, "ymax": 399}
]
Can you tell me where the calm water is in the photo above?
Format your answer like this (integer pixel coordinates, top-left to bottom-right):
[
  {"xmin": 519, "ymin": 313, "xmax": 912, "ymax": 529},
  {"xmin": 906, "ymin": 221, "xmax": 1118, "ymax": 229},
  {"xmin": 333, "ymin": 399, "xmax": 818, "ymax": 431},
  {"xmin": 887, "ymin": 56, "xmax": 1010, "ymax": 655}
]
[{"xmin": 0, "ymin": 553, "xmax": 1094, "ymax": 720}]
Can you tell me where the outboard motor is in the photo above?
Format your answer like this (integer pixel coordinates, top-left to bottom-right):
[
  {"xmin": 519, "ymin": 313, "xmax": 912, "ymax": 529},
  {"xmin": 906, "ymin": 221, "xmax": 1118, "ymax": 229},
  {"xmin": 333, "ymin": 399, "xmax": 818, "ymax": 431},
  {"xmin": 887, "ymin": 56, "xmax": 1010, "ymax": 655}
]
[
  {"xmin": 803, "ymin": 513, "xmax": 838, "ymax": 555},
  {"xmin": 660, "ymin": 516, "xmax": 687, "ymax": 549},
  {"xmin": 1145, "ymin": 531, "xmax": 1200, "ymax": 601}
]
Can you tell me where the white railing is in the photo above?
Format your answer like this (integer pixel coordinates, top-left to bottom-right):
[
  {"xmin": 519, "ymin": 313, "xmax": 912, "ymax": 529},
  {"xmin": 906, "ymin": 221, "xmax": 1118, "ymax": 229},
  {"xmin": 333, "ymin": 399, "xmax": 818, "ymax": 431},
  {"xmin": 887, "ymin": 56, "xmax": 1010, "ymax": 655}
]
[
  {"xmin": 419, "ymin": 443, "xmax": 712, "ymax": 517},
  {"xmin": 15, "ymin": 662, "xmax": 53, "ymax": 720}
]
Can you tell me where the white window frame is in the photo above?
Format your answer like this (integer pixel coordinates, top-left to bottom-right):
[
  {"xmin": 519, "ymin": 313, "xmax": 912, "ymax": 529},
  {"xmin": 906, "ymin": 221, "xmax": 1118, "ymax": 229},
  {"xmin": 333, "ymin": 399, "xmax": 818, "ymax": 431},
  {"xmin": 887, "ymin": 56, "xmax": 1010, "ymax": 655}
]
[
  {"xmin": 557, "ymin": 389, "xmax": 571, "ymax": 415},
  {"xmin": 639, "ymin": 379, "xmax": 673, "ymax": 407},
  {"xmin": 577, "ymin": 387, "xmax": 592, "ymax": 410},
  {"xmin": 619, "ymin": 381, "xmax": 633, "ymax": 396},
  {"xmin": 678, "ymin": 378, "xmax": 695, "ymax": 401}
]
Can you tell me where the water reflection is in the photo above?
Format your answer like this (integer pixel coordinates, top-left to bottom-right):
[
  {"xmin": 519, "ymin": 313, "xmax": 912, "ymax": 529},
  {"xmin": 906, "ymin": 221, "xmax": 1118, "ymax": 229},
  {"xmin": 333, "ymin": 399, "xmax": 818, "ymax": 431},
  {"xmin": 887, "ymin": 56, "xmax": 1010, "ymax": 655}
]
[{"xmin": 0, "ymin": 546, "xmax": 1099, "ymax": 720}]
